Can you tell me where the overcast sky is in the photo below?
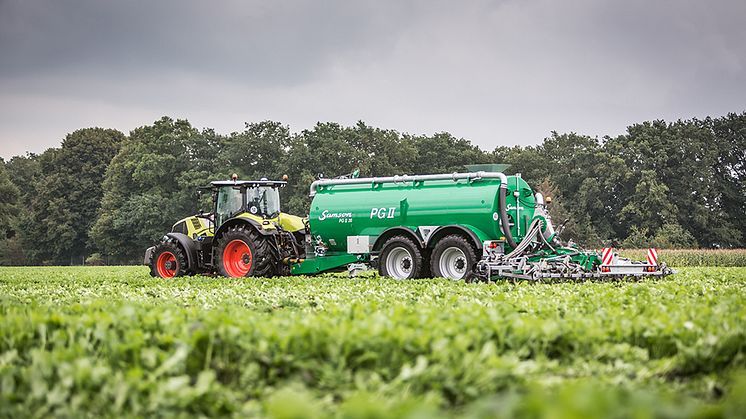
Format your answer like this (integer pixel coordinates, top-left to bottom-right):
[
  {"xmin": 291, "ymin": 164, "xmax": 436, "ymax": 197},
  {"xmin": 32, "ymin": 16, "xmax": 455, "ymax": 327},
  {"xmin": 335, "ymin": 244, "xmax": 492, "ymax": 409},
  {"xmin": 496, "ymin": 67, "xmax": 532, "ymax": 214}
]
[{"xmin": 1, "ymin": 0, "xmax": 744, "ymax": 159}]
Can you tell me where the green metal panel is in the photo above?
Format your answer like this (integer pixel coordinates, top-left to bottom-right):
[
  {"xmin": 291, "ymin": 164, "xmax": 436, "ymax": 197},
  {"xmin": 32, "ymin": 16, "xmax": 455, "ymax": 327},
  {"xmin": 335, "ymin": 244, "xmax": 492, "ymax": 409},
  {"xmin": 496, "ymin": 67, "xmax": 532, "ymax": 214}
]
[
  {"xmin": 291, "ymin": 254, "xmax": 361, "ymax": 275},
  {"xmin": 528, "ymin": 246, "xmax": 603, "ymax": 271},
  {"xmin": 457, "ymin": 224, "xmax": 492, "ymax": 243},
  {"xmin": 506, "ymin": 175, "xmax": 539, "ymax": 245},
  {"xmin": 308, "ymin": 175, "xmax": 536, "ymax": 252}
]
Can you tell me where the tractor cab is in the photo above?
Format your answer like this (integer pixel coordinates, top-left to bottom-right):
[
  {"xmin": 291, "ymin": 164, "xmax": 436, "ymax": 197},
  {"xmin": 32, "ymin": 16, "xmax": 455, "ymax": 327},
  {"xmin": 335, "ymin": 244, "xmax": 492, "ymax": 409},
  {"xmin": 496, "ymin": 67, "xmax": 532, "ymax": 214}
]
[{"xmin": 211, "ymin": 179, "xmax": 285, "ymax": 226}]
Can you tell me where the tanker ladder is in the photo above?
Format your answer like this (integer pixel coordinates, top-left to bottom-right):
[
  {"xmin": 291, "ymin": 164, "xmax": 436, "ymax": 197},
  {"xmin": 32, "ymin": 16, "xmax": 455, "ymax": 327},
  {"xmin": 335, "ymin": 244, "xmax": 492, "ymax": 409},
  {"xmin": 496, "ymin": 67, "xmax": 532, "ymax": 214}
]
[{"xmin": 475, "ymin": 219, "xmax": 674, "ymax": 281}]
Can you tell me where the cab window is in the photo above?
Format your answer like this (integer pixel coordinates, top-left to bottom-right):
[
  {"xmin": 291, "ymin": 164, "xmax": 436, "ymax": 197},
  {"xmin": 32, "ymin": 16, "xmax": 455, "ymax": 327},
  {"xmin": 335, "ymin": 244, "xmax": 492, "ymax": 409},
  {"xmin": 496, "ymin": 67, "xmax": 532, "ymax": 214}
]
[
  {"xmin": 246, "ymin": 186, "xmax": 281, "ymax": 217},
  {"xmin": 216, "ymin": 187, "xmax": 243, "ymax": 226}
]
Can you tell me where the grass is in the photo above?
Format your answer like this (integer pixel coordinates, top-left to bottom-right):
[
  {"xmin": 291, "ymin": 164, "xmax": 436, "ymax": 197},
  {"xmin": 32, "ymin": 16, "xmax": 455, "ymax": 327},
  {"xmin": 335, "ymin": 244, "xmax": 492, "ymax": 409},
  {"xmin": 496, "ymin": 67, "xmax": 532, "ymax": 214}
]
[
  {"xmin": 619, "ymin": 248, "xmax": 746, "ymax": 267},
  {"xmin": 0, "ymin": 266, "xmax": 745, "ymax": 417}
]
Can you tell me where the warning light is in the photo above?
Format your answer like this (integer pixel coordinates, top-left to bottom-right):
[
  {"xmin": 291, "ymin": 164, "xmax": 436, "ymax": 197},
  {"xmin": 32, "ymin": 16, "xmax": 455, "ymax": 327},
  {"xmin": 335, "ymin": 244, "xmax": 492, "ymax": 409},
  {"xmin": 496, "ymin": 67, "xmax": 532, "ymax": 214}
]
[{"xmin": 488, "ymin": 241, "xmax": 499, "ymax": 249}]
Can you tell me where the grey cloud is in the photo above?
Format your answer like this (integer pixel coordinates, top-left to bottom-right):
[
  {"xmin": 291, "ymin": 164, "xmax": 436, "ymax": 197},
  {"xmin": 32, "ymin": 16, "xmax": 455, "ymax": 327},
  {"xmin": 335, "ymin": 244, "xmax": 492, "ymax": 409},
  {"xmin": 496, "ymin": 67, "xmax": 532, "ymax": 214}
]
[
  {"xmin": 1, "ymin": 0, "xmax": 744, "ymax": 159},
  {"xmin": 0, "ymin": 0, "xmax": 413, "ymax": 85}
]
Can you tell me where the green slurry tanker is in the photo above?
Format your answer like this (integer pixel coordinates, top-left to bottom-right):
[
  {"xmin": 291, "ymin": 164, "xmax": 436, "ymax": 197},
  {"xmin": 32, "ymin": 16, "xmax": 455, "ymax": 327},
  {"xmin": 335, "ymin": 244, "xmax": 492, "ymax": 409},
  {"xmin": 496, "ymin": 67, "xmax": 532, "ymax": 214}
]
[{"xmin": 145, "ymin": 169, "xmax": 672, "ymax": 280}]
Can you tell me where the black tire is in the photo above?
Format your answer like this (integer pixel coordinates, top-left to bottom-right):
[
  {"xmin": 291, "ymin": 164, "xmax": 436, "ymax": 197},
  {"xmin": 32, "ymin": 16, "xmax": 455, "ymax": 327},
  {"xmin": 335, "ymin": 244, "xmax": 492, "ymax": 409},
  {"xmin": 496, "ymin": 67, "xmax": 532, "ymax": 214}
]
[
  {"xmin": 215, "ymin": 224, "xmax": 276, "ymax": 277},
  {"xmin": 378, "ymin": 235, "xmax": 424, "ymax": 279},
  {"xmin": 430, "ymin": 234, "xmax": 479, "ymax": 281},
  {"xmin": 419, "ymin": 248, "xmax": 433, "ymax": 279},
  {"xmin": 149, "ymin": 239, "xmax": 188, "ymax": 278}
]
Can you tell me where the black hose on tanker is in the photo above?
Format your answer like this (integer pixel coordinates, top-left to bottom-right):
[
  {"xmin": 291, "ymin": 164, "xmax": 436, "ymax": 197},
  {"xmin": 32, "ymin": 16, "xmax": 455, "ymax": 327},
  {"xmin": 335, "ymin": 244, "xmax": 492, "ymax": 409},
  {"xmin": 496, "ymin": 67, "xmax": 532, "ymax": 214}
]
[{"xmin": 498, "ymin": 184, "xmax": 518, "ymax": 249}]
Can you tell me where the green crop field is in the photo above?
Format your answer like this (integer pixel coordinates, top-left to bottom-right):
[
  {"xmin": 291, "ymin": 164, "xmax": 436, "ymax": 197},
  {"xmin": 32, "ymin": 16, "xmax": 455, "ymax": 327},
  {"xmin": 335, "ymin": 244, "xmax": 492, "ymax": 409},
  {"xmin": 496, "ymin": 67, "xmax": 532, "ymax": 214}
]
[
  {"xmin": 1, "ymin": 266, "xmax": 746, "ymax": 418},
  {"xmin": 619, "ymin": 249, "xmax": 746, "ymax": 267}
]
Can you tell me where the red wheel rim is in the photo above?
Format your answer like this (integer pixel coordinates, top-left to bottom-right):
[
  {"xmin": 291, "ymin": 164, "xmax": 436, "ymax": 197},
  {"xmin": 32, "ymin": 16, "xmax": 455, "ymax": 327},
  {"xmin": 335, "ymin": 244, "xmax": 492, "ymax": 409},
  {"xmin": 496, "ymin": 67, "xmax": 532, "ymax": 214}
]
[
  {"xmin": 156, "ymin": 251, "xmax": 178, "ymax": 278},
  {"xmin": 223, "ymin": 239, "xmax": 252, "ymax": 277}
]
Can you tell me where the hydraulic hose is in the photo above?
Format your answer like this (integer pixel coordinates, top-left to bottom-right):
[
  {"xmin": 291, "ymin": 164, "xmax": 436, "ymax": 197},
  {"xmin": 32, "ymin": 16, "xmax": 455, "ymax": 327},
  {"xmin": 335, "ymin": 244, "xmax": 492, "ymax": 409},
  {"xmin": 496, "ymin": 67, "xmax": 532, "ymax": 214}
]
[
  {"xmin": 498, "ymin": 185, "xmax": 518, "ymax": 249},
  {"xmin": 504, "ymin": 218, "xmax": 541, "ymax": 259}
]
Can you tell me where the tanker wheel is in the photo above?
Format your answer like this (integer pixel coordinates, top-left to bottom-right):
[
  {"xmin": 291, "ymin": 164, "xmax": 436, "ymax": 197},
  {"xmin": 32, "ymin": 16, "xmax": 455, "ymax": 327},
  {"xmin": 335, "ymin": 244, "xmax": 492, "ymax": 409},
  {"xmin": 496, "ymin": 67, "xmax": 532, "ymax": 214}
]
[
  {"xmin": 149, "ymin": 240, "xmax": 187, "ymax": 278},
  {"xmin": 430, "ymin": 234, "xmax": 479, "ymax": 281},
  {"xmin": 378, "ymin": 235, "xmax": 424, "ymax": 279},
  {"xmin": 215, "ymin": 225, "xmax": 276, "ymax": 278}
]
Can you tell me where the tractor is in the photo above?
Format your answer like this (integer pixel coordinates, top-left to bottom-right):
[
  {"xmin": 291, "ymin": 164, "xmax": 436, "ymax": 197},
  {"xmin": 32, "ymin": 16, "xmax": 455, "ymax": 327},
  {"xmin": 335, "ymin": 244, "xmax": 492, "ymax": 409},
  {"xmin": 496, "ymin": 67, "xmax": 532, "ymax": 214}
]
[{"xmin": 145, "ymin": 175, "xmax": 307, "ymax": 278}]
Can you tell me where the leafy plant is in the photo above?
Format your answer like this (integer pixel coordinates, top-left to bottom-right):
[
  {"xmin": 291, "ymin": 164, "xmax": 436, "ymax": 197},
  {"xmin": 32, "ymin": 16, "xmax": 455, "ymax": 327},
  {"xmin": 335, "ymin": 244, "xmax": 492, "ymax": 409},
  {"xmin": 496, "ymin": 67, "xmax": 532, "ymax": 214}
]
[{"xmin": 0, "ymin": 266, "xmax": 745, "ymax": 417}]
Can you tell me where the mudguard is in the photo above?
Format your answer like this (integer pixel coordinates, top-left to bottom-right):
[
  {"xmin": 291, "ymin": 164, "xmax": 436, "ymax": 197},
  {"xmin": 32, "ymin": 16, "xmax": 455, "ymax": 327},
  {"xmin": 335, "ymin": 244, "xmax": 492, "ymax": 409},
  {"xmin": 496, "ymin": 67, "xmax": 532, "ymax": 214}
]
[
  {"xmin": 427, "ymin": 225, "xmax": 484, "ymax": 251},
  {"xmin": 372, "ymin": 226, "xmax": 423, "ymax": 251},
  {"xmin": 164, "ymin": 232, "xmax": 199, "ymax": 272},
  {"xmin": 214, "ymin": 217, "xmax": 277, "ymax": 240}
]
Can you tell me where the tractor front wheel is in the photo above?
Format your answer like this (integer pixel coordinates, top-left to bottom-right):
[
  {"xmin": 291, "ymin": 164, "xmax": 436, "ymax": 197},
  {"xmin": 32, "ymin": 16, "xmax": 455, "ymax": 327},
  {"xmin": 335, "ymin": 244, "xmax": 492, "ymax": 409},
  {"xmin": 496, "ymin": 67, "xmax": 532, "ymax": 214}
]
[
  {"xmin": 216, "ymin": 225, "xmax": 276, "ymax": 277},
  {"xmin": 149, "ymin": 240, "xmax": 187, "ymax": 278}
]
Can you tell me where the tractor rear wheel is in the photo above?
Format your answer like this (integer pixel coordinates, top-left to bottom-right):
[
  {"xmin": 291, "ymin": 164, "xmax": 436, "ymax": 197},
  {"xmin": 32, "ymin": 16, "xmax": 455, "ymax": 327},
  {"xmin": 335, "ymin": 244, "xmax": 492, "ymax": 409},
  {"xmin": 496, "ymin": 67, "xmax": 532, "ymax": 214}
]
[
  {"xmin": 378, "ymin": 235, "xmax": 424, "ymax": 279},
  {"xmin": 430, "ymin": 234, "xmax": 478, "ymax": 281},
  {"xmin": 216, "ymin": 225, "xmax": 276, "ymax": 277},
  {"xmin": 150, "ymin": 240, "xmax": 187, "ymax": 278}
]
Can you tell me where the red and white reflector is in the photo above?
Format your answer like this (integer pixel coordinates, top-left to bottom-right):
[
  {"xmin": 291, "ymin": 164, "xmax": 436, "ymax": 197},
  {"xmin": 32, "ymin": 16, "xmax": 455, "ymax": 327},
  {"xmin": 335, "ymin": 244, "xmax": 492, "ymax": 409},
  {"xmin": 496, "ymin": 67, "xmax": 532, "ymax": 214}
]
[
  {"xmin": 647, "ymin": 248, "xmax": 658, "ymax": 266},
  {"xmin": 601, "ymin": 247, "xmax": 614, "ymax": 265}
]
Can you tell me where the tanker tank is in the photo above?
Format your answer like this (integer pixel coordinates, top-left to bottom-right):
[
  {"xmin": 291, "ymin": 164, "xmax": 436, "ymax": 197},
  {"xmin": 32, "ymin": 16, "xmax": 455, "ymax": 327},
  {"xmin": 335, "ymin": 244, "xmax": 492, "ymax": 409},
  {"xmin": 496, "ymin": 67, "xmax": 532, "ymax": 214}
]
[{"xmin": 308, "ymin": 172, "xmax": 543, "ymax": 255}]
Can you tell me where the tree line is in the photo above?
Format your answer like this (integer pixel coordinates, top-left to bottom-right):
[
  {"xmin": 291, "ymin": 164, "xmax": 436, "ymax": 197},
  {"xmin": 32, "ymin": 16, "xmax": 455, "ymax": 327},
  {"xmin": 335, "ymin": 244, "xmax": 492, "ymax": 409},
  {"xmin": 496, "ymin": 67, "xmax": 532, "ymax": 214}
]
[{"xmin": 0, "ymin": 113, "xmax": 744, "ymax": 265}]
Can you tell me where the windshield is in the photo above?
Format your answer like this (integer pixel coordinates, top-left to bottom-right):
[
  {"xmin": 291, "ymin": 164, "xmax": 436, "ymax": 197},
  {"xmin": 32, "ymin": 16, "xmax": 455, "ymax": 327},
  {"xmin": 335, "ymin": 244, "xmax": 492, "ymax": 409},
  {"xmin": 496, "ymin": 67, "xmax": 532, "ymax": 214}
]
[
  {"xmin": 216, "ymin": 187, "xmax": 243, "ymax": 226},
  {"xmin": 246, "ymin": 186, "xmax": 281, "ymax": 217}
]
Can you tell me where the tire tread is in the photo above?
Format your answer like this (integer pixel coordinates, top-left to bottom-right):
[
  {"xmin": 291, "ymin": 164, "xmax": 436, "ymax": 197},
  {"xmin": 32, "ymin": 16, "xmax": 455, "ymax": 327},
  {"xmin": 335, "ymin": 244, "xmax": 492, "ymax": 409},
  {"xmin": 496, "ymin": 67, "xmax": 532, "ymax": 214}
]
[
  {"xmin": 378, "ymin": 235, "xmax": 424, "ymax": 279},
  {"xmin": 215, "ymin": 225, "xmax": 277, "ymax": 277},
  {"xmin": 430, "ymin": 234, "xmax": 479, "ymax": 281},
  {"xmin": 149, "ymin": 239, "xmax": 188, "ymax": 278}
]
